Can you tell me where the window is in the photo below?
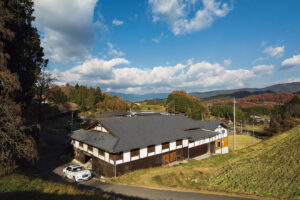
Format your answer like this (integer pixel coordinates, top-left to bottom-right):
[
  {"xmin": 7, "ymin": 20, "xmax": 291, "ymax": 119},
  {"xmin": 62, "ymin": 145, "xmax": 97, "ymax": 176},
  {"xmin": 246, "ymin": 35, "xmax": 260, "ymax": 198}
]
[
  {"xmin": 176, "ymin": 139, "xmax": 182, "ymax": 146},
  {"xmin": 147, "ymin": 145, "xmax": 155, "ymax": 153},
  {"xmin": 88, "ymin": 145, "xmax": 93, "ymax": 151},
  {"xmin": 162, "ymin": 142, "xmax": 169, "ymax": 150},
  {"xmin": 216, "ymin": 141, "xmax": 222, "ymax": 148},
  {"xmin": 79, "ymin": 142, "xmax": 83, "ymax": 147},
  {"xmin": 109, "ymin": 153, "xmax": 115, "ymax": 160},
  {"xmin": 222, "ymin": 130, "xmax": 226, "ymax": 134},
  {"xmin": 98, "ymin": 149, "xmax": 104, "ymax": 156},
  {"xmin": 116, "ymin": 152, "xmax": 123, "ymax": 160},
  {"xmin": 131, "ymin": 148, "xmax": 140, "ymax": 157}
]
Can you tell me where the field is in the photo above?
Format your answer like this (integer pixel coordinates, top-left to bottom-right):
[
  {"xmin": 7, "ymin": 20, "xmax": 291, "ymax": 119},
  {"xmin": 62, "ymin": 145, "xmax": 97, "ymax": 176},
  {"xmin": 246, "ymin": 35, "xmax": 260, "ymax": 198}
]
[
  {"xmin": 109, "ymin": 126, "xmax": 300, "ymax": 200},
  {"xmin": 228, "ymin": 134, "xmax": 261, "ymax": 151}
]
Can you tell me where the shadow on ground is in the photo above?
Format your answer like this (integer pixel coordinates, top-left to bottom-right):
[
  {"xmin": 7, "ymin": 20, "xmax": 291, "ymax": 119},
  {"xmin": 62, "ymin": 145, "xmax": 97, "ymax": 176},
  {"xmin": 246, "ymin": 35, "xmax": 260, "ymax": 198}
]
[{"xmin": 0, "ymin": 191, "xmax": 147, "ymax": 200}]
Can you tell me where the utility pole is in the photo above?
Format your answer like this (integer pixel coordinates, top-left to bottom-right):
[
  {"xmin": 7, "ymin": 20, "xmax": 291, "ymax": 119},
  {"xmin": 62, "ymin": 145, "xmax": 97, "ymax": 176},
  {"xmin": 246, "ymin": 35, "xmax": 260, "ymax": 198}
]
[
  {"xmin": 241, "ymin": 121, "xmax": 243, "ymax": 135},
  {"xmin": 253, "ymin": 117, "xmax": 255, "ymax": 145},
  {"xmin": 233, "ymin": 98, "xmax": 236, "ymax": 151},
  {"xmin": 71, "ymin": 109, "xmax": 74, "ymax": 133}
]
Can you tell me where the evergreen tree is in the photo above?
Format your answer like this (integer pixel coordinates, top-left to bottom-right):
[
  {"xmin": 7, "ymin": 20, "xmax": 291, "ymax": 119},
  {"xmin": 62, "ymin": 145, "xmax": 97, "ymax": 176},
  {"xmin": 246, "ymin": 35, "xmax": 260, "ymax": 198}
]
[
  {"xmin": 0, "ymin": 1, "xmax": 37, "ymax": 168},
  {"xmin": 4, "ymin": 0, "xmax": 46, "ymax": 107}
]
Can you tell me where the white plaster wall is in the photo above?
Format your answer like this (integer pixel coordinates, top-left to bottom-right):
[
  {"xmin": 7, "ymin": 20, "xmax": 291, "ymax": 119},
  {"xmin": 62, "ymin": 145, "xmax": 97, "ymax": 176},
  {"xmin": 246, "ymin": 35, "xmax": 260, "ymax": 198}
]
[
  {"xmin": 162, "ymin": 148, "xmax": 169, "ymax": 153},
  {"xmin": 222, "ymin": 146, "xmax": 229, "ymax": 154},
  {"xmin": 83, "ymin": 144, "xmax": 88, "ymax": 151},
  {"xmin": 176, "ymin": 145, "xmax": 182, "ymax": 149},
  {"xmin": 104, "ymin": 152, "xmax": 109, "ymax": 162},
  {"xmin": 195, "ymin": 140, "xmax": 200, "ymax": 146},
  {"xmin": 170, "ymin": 141, "xmax": 176, "ymax": 151},
  {"xmin": 205, "ymin": 138, "xmax": 209, "ymax": 144},
  {"xmin": 93, "ymin": 147, "xmax": 98, "ymax": 157},
  {"xmin": 109, "ymin": 160, "xmax": 114, "ymax": 164},
  {"xmin": 123, "ymin": 151, "xmax": 130, "ymax": 163},
  {"xmin": 131, "ymin": 156, "xmax": 139, "ymax": 161},
  {"xmin": 99, "ymin": 155, "xmax": 104, "ymax": 160},
  {"xmin": 75, "ymin": 141, "xmax": 79, "ymax": 148},
  {"xmin": 148, "ymin": 152, "xmax": 155, "ymax": 156},
  {"xmin": 188, "ymin": 142, "xmax": 195, "ymax": 148},
  {"xmin": 215, "ymin": 146, "xmax": 229, "ymax": 154},
  {"xmin": 116, "ymin": 160, "xmax": 123, "ymax": 165},
  {"xmin": 183, "ymin": 139, "xmax": 188, "ymax": 147},
  {"xmin": 155, "ymin": 144, "xmax": 162, "ymax": 154},
  {"xmin": 140, "ymin": 148, "xmax": 147, "ymax": 158}
]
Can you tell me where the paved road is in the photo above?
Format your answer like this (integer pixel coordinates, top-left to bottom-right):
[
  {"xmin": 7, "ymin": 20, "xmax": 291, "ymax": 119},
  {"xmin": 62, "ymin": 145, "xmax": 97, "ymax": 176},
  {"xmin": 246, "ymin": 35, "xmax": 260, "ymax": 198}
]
[
  {"xmin": 41, "ymin": 131, "xmax": 255, "ymax": 200},
  {"xmin": 82, "ymin": 179, "xmax": 254, "ymax": 200}
]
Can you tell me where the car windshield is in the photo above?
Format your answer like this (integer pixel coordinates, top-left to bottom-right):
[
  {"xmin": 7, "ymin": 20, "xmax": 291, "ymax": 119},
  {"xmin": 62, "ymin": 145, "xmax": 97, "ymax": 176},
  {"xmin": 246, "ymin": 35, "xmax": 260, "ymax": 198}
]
[{"xmin": 72, "ymin": 167, "xmax": 83, "ymax": 172}]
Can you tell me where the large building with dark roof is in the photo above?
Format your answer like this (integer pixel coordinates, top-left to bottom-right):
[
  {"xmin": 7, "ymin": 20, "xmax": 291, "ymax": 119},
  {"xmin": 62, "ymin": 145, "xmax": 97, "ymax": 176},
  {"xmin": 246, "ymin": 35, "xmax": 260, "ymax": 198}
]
[{"xmin": 69, "ymin": 114, "xmax": 229, "ymax": 177}]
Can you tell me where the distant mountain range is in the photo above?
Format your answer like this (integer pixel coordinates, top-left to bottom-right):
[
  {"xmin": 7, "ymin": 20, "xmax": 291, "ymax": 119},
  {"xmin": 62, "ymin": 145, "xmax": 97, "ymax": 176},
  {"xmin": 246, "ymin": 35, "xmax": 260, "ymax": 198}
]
[{"xmin": 109, "ymin": 82, "xmax": 300, "ymax": 101}]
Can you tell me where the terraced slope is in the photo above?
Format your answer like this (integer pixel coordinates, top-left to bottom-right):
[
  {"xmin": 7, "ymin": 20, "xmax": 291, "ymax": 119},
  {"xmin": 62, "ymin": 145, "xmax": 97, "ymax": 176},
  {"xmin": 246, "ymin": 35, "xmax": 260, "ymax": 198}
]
[{"xmin": 109, "ymin": 126, "xmax": 300, "ymax": 199}]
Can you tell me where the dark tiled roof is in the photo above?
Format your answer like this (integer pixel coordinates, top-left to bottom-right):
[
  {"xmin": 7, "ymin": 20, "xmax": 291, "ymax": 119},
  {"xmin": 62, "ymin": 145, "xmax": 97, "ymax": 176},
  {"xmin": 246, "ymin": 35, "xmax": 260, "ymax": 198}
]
[{"xmin": 69, "ymin": 115, "xmax": 228, "ymax": 153}]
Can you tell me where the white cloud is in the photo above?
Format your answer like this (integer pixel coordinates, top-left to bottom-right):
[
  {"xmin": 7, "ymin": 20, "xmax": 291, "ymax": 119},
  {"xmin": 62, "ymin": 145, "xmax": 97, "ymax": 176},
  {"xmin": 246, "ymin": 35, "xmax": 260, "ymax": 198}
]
[
  {"xmin": 53, "ymin": 57, "xmax": 274, "ymax": 94},
  {"xmin": 112, "ymin": 18, "xmax": 124, "ymax": 26},
  {"xmin": 107, "ymin": 42, "xmax": 125, "ymax": 57},
  {"xmin": 223, "ymin": 59, "xmax": 231, "ymax": 67},
  {"xmin": 263, "ymin": 46, "xmax": 285, "ymax": 58},
  {"xmin": 149, "ymin": 0, "xmax": 232, "ymax": 35},
  {"xmin": 33, "ymin": 0, "xmax": 98, "ymax": 64},
  {"xmin": 152, "ymin": 32, "xmax": 165, "ymax": 43},
  {"xmin": 281, "ymin": 55, "xmax": 300, "ymax": 70},
  {"xmin": 252, "ymin": 65, "xmax": 274, "ymax": 76},
  {"xmin": 285, "ymin": 77, "xmax": 300, "ymax": 83}
]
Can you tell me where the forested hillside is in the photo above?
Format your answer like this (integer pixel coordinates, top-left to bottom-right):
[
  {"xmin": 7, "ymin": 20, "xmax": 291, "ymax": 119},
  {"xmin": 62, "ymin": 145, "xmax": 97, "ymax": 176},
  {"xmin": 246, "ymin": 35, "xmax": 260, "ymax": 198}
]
[{"xmin": 166, "ymin": 90, "xmax": 208, "ymax": 120}]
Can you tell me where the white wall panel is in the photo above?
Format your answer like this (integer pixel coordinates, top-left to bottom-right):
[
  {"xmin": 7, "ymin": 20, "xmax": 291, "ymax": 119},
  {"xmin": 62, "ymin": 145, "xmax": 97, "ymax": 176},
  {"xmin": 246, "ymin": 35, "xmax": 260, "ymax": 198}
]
[
  {"xmin": 176, "ymin": 145, "xmax": 182, "ymax": 149},
  {"xmin": 195, "ymin": 140, "xmax": 200, "ymax": 146},
  {"xmin": 140, "ymin": 148, "xmax": 147, "ymax": 158},
  {"xmin": 99, "ymin": 155, "xmax": 104, "ymax": 160},
  {"xmin": 170, "ymin": 142, "xmax": 176, "ymax": 150},
  {"xmin": 148, "ymin": 152, "xmax": 155, "ymax": 156},
  {"xmin": 155, "ymin": 144, "xmax": 162, "ymax": 154},
  {"xmin": 116, "ymin": 160, "xmax": 123, "ymax": 165},
  {"xmin": 162, "ymin": 148, "xmax": 169, "ymax": 153},
  {"xmin": 123, "ymin": 151, "xmax": 130, "ymax": 163},
  {"xmin": 93, "ymin": 147, "xmax": 98, "ymax": 157},
  {"xmin": 104, "ymin": 152, "xmax": 109, "ymax": 162},
  {"xmin": 189, "ymin": 142, "xmax": 195, "ymax": 148},
  {"xmin": 131, "ymin": 156, "xmax": 139, "ymax": 161},
  {"xmin": 183, "ymin": 139, "xmax": 188, "ymax": 147},
  {"xmin": 83, "ymin": 144, "xmax": 88, "ymax": 151}
]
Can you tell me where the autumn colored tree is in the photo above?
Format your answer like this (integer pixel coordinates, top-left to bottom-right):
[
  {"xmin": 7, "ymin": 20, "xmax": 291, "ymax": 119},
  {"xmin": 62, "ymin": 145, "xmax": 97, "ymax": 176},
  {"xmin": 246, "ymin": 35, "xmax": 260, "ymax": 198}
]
[{"xmin": 166, "ymin": 90, "xmax": 208, "ymax": 120}]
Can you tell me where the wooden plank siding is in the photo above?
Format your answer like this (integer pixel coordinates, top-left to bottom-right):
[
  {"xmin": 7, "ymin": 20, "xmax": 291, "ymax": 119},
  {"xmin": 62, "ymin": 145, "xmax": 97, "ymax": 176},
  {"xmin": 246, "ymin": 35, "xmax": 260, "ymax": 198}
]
[{"xmin": 189, "ymin": 143, "xmax": 209, "ymax": 158}]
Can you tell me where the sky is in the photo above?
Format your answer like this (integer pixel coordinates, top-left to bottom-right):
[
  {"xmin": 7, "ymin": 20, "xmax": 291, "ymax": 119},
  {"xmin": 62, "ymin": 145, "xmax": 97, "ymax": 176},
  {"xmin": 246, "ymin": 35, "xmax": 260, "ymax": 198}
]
[{"xmin": 33, "ymin": 0, "xmax": 300, "ymax": 94}]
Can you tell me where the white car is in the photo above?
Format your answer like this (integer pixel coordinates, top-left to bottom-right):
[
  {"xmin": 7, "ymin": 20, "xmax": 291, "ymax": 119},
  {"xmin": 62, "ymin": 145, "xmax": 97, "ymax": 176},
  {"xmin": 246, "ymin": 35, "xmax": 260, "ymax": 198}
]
[{"xmin": 63, "ymin": 164, "xmax": 92, "ymax": 182}]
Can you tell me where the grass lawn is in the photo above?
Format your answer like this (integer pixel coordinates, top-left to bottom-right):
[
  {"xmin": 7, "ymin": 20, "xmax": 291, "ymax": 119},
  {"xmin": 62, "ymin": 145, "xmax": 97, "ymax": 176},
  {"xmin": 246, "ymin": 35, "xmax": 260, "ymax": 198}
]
[
  {"xmin": 109, "ymin": 126, "xmax": 300, "ymax": 200},
  {"xmin": 139, "ymin": 104, "xmax": 166, "ymax": 113},
  {"xmin": 0, "ymin": 170, "xmax": 125, "ymax": 200},
  {"xmin": 228, "ymin": 134, "xmax": 261, "ymax": 151}
]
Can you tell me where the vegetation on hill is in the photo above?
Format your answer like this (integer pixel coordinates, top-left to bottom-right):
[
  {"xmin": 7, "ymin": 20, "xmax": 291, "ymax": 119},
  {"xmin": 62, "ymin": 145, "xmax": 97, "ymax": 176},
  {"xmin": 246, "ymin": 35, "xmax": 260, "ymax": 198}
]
[
  {"xmin": 109, "ymin": 126, "xmax": 300, "ymax": 199},
  {"xmin": 166, "ymin": 90, "xmax": 208, "ymax": 120},
  {"xmin": 45, "ymin": 84, "xmax": 130, "ymax": 113}
]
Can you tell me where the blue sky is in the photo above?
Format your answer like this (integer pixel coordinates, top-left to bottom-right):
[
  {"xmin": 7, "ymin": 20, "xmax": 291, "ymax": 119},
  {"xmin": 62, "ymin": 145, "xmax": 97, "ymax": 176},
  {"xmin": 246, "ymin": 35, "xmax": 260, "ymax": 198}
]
[{"xmin": 33, "ymin": 0, "xmax": 300, "ymax": 94}]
